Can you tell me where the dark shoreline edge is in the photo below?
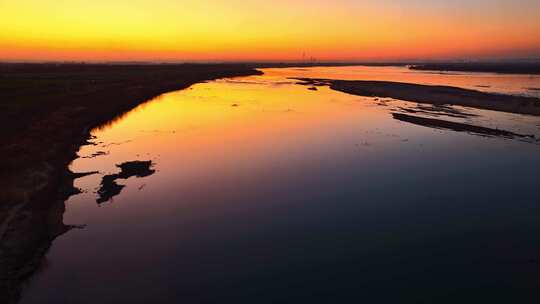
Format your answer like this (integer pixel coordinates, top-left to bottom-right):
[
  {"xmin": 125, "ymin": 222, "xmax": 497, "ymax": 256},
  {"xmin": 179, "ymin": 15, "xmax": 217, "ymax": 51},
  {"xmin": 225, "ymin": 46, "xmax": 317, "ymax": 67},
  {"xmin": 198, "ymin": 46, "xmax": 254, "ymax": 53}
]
[
  {"xmin": 294, "ymin": 78, "xmax": 540, "ymax": 116},
  {"xmin": 0, "ymin": 64, "xmax": 262, "ymax": 304},
  {"xmin": 410, "ymin": 63, "xmax": 540, "ymax": 75}
]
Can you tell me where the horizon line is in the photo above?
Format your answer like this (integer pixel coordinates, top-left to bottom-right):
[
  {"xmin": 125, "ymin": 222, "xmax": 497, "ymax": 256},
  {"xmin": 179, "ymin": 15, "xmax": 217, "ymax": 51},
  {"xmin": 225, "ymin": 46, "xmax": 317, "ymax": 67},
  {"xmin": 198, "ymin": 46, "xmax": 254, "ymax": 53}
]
[{"xmin": 2, "ymin": 57, "xmax": 540, "ymax": 65}]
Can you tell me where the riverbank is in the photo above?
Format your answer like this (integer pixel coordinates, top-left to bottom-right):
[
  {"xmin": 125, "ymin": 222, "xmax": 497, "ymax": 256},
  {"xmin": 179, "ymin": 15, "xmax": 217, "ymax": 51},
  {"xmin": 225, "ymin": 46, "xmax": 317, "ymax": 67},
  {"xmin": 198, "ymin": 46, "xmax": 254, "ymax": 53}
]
[
  {"xmin": 410, "ymin": 62, "xmax": 540, "ymax": 75},
  {"xmin": 294, "ymin": 78, "xmax": 540, "ymax": 116},
  {"xmin": 0, "ymin": 63, "xmax": 261, "ymax": 303}
]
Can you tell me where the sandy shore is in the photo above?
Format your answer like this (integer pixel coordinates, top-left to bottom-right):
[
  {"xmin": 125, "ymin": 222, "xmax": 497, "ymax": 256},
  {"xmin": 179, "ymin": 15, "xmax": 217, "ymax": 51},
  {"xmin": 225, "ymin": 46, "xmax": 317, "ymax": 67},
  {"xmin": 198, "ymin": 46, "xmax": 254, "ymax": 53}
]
[
  {"xmin": 295, "ymin": 78, "xmax": 540, "ymax": 116},
  {"xmin": 0, "ymin": 64, "xmax": 261, "ymax": 303}
]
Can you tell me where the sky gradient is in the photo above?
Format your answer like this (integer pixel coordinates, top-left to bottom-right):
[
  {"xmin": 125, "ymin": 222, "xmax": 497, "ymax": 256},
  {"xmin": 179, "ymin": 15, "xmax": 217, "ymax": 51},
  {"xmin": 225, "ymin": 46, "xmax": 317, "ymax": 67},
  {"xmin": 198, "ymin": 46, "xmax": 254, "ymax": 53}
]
[{"xmin": 1, "ymin": 0, "xmax": 539, "ymax": 62}]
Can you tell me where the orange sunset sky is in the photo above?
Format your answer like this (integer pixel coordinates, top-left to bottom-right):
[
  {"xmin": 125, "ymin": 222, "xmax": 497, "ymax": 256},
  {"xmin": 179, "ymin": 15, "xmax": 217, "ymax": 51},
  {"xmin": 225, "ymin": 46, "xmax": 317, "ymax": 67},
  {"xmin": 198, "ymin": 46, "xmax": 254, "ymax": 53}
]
[{"xmin": 1, "ymin": 0, "xmax": 539, "ymax": 62}]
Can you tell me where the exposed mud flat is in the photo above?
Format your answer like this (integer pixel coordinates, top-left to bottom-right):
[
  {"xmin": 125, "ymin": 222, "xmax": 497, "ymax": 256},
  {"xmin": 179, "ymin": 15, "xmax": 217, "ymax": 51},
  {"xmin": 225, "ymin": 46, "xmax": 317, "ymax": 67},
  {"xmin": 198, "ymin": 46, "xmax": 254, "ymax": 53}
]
[
  {"xmin": 392, "ymin": 113, "xmax": 536, "ymax": 140},
  {"xmin": 410, "ymin": 62, "xmax": 540, "ymax": 75},
  {"xmin": 97, "ymin": 161, "xmax": 155, "ymax": 204},
  {"xmin": 294, "ymin": 78, "xmax": 540, "ymax": 116},
  {"xmin": 396, "ymin": 104, "xmax": 477, "ymax": 119}
]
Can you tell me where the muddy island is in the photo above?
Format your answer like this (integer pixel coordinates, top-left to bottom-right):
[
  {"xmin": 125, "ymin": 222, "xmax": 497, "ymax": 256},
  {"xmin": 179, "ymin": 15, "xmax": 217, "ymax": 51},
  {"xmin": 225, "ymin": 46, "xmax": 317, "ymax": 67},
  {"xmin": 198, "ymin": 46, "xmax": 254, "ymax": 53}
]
[
  {"xmin": 410, "ymin": 62, "xmax": 540, "ymax": 75},
  {"xmin": 294, "ymin": 78, "xmax": 540, "ymax": 116},
  {"xmin": 97, "ymin": 161, "xmax": 156, "ymax": 204}
]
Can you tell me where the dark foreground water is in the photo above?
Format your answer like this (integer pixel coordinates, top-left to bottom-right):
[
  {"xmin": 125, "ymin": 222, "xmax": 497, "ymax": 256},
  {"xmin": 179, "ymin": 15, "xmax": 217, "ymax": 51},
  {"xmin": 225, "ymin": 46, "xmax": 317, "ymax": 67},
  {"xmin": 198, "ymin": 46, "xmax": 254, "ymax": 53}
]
[{"xmin": 22, "ymin": 67, "xmax": 540, "ymax": 303}]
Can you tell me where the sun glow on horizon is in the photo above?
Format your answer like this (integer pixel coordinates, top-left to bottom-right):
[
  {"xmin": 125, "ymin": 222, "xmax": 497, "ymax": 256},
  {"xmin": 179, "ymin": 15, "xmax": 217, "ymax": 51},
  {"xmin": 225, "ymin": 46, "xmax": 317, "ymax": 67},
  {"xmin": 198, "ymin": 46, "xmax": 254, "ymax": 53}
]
[{"xmin": 1, "ymin": 0, "xmax": 539, "ymax": 62}]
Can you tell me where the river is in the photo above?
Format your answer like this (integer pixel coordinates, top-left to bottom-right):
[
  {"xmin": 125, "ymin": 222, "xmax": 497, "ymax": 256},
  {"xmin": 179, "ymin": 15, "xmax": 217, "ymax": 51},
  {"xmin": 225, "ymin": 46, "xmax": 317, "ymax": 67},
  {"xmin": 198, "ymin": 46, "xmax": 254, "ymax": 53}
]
[{"xmin": 21, "ymin": 66, "xmax": 540, "ymax": 303}]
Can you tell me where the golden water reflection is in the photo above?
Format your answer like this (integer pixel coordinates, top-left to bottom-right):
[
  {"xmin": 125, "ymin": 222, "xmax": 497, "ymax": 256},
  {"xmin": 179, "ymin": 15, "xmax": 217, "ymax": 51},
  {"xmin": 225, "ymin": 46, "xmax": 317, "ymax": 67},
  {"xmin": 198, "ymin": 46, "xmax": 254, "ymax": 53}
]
[
  {"xmin": 73, "ymin": 66, "xmax": 540, "ymax": 205},
  {"xmin": 21, "ymin": 66, "xmax": 540, "ymax": 304}
]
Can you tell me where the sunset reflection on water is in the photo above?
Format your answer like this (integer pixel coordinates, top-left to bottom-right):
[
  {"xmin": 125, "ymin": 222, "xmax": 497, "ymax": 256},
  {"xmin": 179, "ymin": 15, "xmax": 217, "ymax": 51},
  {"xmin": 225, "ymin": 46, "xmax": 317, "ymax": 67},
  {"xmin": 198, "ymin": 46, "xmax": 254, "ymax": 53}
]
[{"xmin": 21, "ymin": 66, "xmax": 540, "ymax": 304}]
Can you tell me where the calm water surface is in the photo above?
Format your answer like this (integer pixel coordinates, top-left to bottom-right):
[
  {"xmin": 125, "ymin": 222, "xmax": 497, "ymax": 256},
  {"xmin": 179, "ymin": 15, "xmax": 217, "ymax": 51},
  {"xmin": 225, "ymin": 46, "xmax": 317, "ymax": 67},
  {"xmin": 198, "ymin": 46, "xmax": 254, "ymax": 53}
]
[{"xmin": 22, "ymin": 66, "xmax": 540, "ymax": 303}]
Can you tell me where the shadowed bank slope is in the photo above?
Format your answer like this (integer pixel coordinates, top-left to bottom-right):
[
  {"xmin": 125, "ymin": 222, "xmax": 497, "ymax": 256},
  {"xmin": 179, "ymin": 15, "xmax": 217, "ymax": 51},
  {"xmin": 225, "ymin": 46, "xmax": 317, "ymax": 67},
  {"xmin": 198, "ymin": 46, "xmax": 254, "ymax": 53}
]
[{"xmin": 0, "ymin": 63, "xmax": 261, "ymax": 304}]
